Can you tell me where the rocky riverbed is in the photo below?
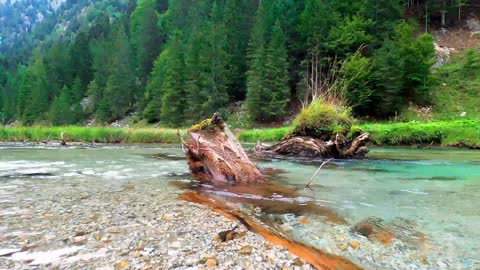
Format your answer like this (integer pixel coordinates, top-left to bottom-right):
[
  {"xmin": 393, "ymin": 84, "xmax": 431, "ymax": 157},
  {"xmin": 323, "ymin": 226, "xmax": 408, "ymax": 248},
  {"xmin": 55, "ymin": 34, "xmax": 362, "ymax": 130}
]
[{"xmin": 0, "ymin": 176, "xmax": 313, "ymax": 270}]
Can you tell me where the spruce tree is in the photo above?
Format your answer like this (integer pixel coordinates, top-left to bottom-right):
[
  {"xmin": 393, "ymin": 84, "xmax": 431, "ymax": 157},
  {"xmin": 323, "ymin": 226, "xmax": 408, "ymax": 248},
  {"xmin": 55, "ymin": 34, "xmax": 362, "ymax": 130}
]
[
  {"xmin": 49, "ymin": 86, "xmax": 74, "ymax": 125},
  {"xmin": 130, "ymin": 0, "xmax": 163, "ymax": 84},
  {"xmin": 70, "ymin": 31, "xmax": 93, "ymax": 89},
  {"xmin": 245, "ymin": 2, "xmax": 268, "ymax": 122},
  {"xmin": 193, "ymin": 0, "xmax": 229, "ymax": 120},
  {"xmin": 264, "ymin": 20, "xmax": 290, "ymax": 119},
  {"xmin": 70, "ymin": 77, "xmax": 85, "ymax": 123},
  {"xmin": 91, "ymin": 39, "xmax": 111, "ymax": 90},
  {"xmin": 183, "ymin": 33, "xmax": 204, "ymax": 122},
  {"xmin": 223, "ymin": 0, "xmax": 256, "ymax": 99},
  {"xmin": 160, "ymin": 33, "xmax": 186, "ymax": 126},
  {"xmin": 21, "ymin": 57, "xmax": 49, "ymax": 124},
  {"xmin": 86, "ymin": 80, "xmax": 101, "ymax": 114},
  {"xmin": 143, "ymin": 49, "xmax": 169, "ymax": 123},
  {"xmin": 103, "ymin": 21, "xmax": 135, "ymax": 122}
]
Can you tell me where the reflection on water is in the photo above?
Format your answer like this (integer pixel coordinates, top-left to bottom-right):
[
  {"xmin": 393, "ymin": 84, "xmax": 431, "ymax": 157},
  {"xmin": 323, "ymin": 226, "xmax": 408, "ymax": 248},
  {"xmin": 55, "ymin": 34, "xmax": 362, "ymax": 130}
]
[{"xmin": 1, "ymin": 144, "xmax": 479, "ymax": 269}]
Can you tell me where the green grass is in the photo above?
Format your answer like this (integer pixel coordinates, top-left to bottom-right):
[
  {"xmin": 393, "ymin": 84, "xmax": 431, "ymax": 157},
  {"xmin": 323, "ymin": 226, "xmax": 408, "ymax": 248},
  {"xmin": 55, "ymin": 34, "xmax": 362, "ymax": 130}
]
[
  {"xmin": 0, "ymin": 126, "xmax": 184, "ymax": 144},
  {"xmin": 359, "ymin": 120, "xmax": 480, "ymax": 148},
  {"xmin": 2, "ymin": 120, "xmax": 479, "ymax": 149},
  {"xmin": 237, "ymin": 127, "xmax": 291, "ymax": 142},
  {"xmin": 238, "ymin": 120, "xmax": 480, "ymax": 148}
]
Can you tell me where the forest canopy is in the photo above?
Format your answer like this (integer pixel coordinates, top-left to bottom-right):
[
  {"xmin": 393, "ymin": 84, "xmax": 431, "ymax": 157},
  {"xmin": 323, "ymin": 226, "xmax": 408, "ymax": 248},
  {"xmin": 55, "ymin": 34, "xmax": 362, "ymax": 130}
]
[{"xmin": 0, "ymin": 0, "xmax": 465, "ymax": 126}]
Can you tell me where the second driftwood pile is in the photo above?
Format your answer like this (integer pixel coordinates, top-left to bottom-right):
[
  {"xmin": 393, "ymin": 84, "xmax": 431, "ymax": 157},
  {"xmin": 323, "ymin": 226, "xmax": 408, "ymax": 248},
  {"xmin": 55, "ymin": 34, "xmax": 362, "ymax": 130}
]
[
  {"xmin": 256, "ymin": 132, "xmax": 370, "ymax": 159},
  {"xmin": 256, "ymin": 100, "xmax": 370, "ymax": 159}
]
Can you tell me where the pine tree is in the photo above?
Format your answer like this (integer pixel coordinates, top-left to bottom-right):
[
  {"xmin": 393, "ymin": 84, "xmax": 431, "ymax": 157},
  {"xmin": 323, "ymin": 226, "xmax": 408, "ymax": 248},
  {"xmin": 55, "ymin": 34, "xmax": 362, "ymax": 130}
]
[
  {"xmin": 143, "ymin": 49, "xmax": 169, "ymax": 123},
  {"xmin": 86, "ymin": 80, "xmax": 101, "ymax": 114},
  {"xmin": 102, "ymin": 21, "xmax": 135, "ymax": 122},
  {"xmin": 183, "ymin": 33, "xmax": 204, "ymax": 122},
  {"xmin": 264, "ymin": 20, "xmax": 290, "ymax": 119},
  {"xmin": 91, "ymin": 39, "xmax": 111, "ymax": 89},
  {"xmin": 223, "ymin": 0, "xmax": 257, "ymax": 99},
  {"xmin": 186, "ymin": 0, "xmax": 229, "ymax": 121},
  {"xmin": 49, "ymin": 86, "xmax": 74, "ymax": 125},
  {"xmin": 70, "ymin": 77, "xmax": 85, "ymax": 123},
  {"xmin": 0, "ymin": 70, "xmax": 15, "ymax": 123},
  {"xmin": 15, "ymin": 66, "xmax": 28, "ymax": 117},
  {"xmin": 21, "ymin": 57, "xmax": 49, "ymax": 124},
  {"xmin": 245, "ymin": 2, "xmax": 268, "ymax": 122},
  {"xmin": 130, "ymin": 0, "xmax": 164, "ymax": 84},
  {"xmin": 160, "ymin": 32, "xmax": 186, "ymax": 126},
  {"xmin": 44, "ymin": 41, "xmax": 72, "ymax": 97},
  {"xmin": 70, "ymin": 31, "xmax": 93, "ymax": 89}
]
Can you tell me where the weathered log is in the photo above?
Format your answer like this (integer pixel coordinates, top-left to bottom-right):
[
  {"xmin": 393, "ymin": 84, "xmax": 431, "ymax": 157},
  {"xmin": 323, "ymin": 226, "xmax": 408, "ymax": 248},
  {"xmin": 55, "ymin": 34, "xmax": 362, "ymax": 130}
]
[
  {"xmin": 258, "ymin": 132, "xmax": 370, "ymax": 159},
  {"xmin": 179, "ymin": 113, "xmax": 266, "ymax": 183}
]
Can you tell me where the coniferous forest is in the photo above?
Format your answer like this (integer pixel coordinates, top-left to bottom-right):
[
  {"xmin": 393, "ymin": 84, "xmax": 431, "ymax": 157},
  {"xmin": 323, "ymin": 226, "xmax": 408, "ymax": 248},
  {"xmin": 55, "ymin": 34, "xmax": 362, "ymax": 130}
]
[{"xmin": 0, "ymin": 0, "xmax": 473, "ymax": 127}]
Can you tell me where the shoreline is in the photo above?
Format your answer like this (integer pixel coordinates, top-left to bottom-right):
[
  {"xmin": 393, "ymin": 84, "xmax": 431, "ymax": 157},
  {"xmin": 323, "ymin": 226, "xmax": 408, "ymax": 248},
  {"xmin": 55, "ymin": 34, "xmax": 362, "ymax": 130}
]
[
  {"xmin": 1, "ymin": 140, "xmax": 479, "ymax": 151},
  {"xmin": 1, "ymin": 119, "xmax": 479, "ymax": 149}
]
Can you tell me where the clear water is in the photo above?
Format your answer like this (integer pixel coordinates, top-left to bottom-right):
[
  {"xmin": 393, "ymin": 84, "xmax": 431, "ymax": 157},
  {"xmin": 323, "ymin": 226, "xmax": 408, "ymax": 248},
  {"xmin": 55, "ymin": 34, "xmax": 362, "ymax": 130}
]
[
  {"xmin": 1, "ymin": 145, "xmax": 479, "ymax": 269},
  {"xmin": 257, "ymin": 148, "xmax": 480, "ymax": 268}
]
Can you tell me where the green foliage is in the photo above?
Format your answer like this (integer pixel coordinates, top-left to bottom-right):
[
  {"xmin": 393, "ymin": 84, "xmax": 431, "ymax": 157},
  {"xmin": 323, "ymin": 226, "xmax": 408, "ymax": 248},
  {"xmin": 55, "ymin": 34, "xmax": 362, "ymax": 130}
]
[
  {"xmin": 326, "ymin": 15, "xmax": 374, "ymax": 57},
  {"xmin": 20, "ymin": 57, "xmax": 49, "ymax": 125},
  {"xmin": 49, "ymin": 86, "xmax": 75, "ymax": 125},
  {"xmin": 69, "ymin": 31, "xmax": 93, "ymax": 89},
  {"xmin": 159, "ymin": 33, "xmax": 186, "ymax": 126},
  {"xmin": 102, "ymin": 21, "xmax": 135, "ymax": 122},
  {"xmin": 130, "ymin": 0, "xmax": 164, "ymax": 84},
  {"xmin": 246, "ymin": 8, "xmax": 290, "ymax": 122},
  {"xmin": 341, "ymin": 52, "xmax": 373, "ymax": 115},
  {"xmin": 289, "ymin": 99, "xmax": 353, "ymax": 140},
  {"xmin": 184, "ymin": 1, "xmax": 230, "ymax": 123},
  {"xmin": 371, "ymin": 22, "xmax": 435, "ymax": 116},
  {"xmin": 430, "ymin": 49, "xmax": 480, "ymax": 120},
  {"xmin": 0, "ymin": 0, "xmax": 447, "ymax": 127},
  {"xmin": 143, "ymin": 49, "xmax": 169, "ymax": 123}
]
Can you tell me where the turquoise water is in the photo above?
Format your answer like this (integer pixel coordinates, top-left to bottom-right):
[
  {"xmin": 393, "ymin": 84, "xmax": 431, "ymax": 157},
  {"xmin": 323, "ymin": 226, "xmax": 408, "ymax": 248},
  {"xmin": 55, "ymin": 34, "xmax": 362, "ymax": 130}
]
[
  {"xmin": 259, "ymin": 148, "xmax": 480, "ymax": 268},
  {"xmin": 1, "ymin": 145, "xmax": 479, "ymax": 269}
]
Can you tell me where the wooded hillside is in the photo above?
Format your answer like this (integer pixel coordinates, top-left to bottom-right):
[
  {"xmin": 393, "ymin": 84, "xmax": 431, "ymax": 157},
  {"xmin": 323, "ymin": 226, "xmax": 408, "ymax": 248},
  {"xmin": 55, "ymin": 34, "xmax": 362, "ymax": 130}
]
[{"xmin": 0, "ymin": 0, "xmax": 478, "ymax": 126}]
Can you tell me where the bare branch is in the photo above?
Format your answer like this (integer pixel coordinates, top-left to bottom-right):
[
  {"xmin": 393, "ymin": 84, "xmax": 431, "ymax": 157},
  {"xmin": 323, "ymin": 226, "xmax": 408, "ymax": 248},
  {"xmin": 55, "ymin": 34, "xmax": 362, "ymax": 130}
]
[{"xmin": 304, "ymin": 158, "xmax": 333, "ymax": 190}]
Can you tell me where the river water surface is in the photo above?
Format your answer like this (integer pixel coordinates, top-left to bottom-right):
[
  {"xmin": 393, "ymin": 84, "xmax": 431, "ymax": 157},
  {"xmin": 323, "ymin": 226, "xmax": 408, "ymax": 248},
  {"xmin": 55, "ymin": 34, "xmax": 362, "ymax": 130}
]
[{"xmin": 0, "ymin": 144, "xmax": 479, "ymax": 269}]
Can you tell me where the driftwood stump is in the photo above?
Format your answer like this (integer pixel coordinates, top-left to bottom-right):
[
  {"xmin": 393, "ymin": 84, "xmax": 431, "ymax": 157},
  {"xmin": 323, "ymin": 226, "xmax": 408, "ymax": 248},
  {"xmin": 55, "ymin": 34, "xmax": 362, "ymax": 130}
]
[
  {"xmin": 257, "ymin": 132, "xmax": 370, "ymax": 159},
  {"xmin": 179, "ymin": 113, "xmax": 266, "ymax": 183}
]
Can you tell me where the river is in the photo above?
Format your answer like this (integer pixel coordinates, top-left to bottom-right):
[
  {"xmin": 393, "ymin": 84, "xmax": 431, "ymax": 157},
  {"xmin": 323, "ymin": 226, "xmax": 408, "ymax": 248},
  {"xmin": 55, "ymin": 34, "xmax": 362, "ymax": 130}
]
[{"xmin": 0, "ymin": 144, "xmax": 479, "ymax": 269}]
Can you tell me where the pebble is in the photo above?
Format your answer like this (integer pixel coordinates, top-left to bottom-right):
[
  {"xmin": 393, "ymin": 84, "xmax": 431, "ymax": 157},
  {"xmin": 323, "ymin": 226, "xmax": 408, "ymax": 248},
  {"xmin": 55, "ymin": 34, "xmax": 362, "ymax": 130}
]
[
  {"xmin": 238, "ymin": 245, "xmax": 253, "ymax": 255},
  {"xmin": 349, "ymin": 240, "xmax": 360, "ymax": 250},
  {"xmin": 205, "ymin": 258, "xmax": 217, "ymax": 267},
  {"xmin": 72, "ymin": 235, "xmax": 88, "ymax": 245}
]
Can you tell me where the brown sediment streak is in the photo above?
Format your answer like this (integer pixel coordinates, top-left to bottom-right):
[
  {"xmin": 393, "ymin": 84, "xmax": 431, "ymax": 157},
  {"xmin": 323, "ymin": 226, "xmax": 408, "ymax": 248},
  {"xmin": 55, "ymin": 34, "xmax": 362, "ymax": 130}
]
[{"xmin": 179, "ymin": 192, "xmax": 362, "ymax": 270}]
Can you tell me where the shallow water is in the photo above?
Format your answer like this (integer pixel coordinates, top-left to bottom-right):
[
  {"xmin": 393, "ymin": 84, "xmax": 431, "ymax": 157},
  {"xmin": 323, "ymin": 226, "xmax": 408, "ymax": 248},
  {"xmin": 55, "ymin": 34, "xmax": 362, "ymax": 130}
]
[
  {"xmin": 1, "ymin": 144, "xmax": 479, "ymax": 269},
  {"xmin": 257, "ymin": 148, "xmax": 480, "ymax": 269}
]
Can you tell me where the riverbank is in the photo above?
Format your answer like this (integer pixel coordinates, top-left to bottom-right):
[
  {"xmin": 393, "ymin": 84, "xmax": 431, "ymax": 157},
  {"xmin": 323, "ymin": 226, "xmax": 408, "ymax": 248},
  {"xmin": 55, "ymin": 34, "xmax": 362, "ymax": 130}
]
[
  {"xmin": 1, "ymin": 119, "xmax": 479, "ymax": 148},
  {"xmin": 239, "ymin": 119, "xmax": 480, "ymax": 149},
  {"xmin": 0, "ymin": 126, "xmax": 183, "ymax": 144}
]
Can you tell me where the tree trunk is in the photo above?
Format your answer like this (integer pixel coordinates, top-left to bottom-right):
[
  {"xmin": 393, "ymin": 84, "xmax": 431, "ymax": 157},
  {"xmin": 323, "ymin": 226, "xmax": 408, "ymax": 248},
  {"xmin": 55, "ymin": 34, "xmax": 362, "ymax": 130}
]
[{"xmin": 179, "ymin": 113, "xmax": 266, "ymax": 183}]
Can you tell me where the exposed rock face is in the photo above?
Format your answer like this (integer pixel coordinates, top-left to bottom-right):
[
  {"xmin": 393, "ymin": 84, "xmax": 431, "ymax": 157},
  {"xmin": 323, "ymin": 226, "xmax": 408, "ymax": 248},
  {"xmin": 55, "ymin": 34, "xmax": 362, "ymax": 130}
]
[
  {"xmin": 257, "ymin": 132, "xmax": 370, "ymax": 159},
  {"xmin": 180, "ymin": 113, "xmax": 266, "ymax": 183}
]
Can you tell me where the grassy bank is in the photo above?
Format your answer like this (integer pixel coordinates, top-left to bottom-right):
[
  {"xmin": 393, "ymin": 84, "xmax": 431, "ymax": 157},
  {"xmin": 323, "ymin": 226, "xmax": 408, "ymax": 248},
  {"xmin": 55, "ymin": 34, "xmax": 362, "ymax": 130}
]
[
  {"xmin": 238, "ymin": 120, "xmax": 480, "ymax": 148},
  {"xmin": 1, "ymin": 120, "xmax": 479, "ymax": 148},
  {"xmin": 0, "ymin": 126, "xmax": 184, "ymax": 144}
]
